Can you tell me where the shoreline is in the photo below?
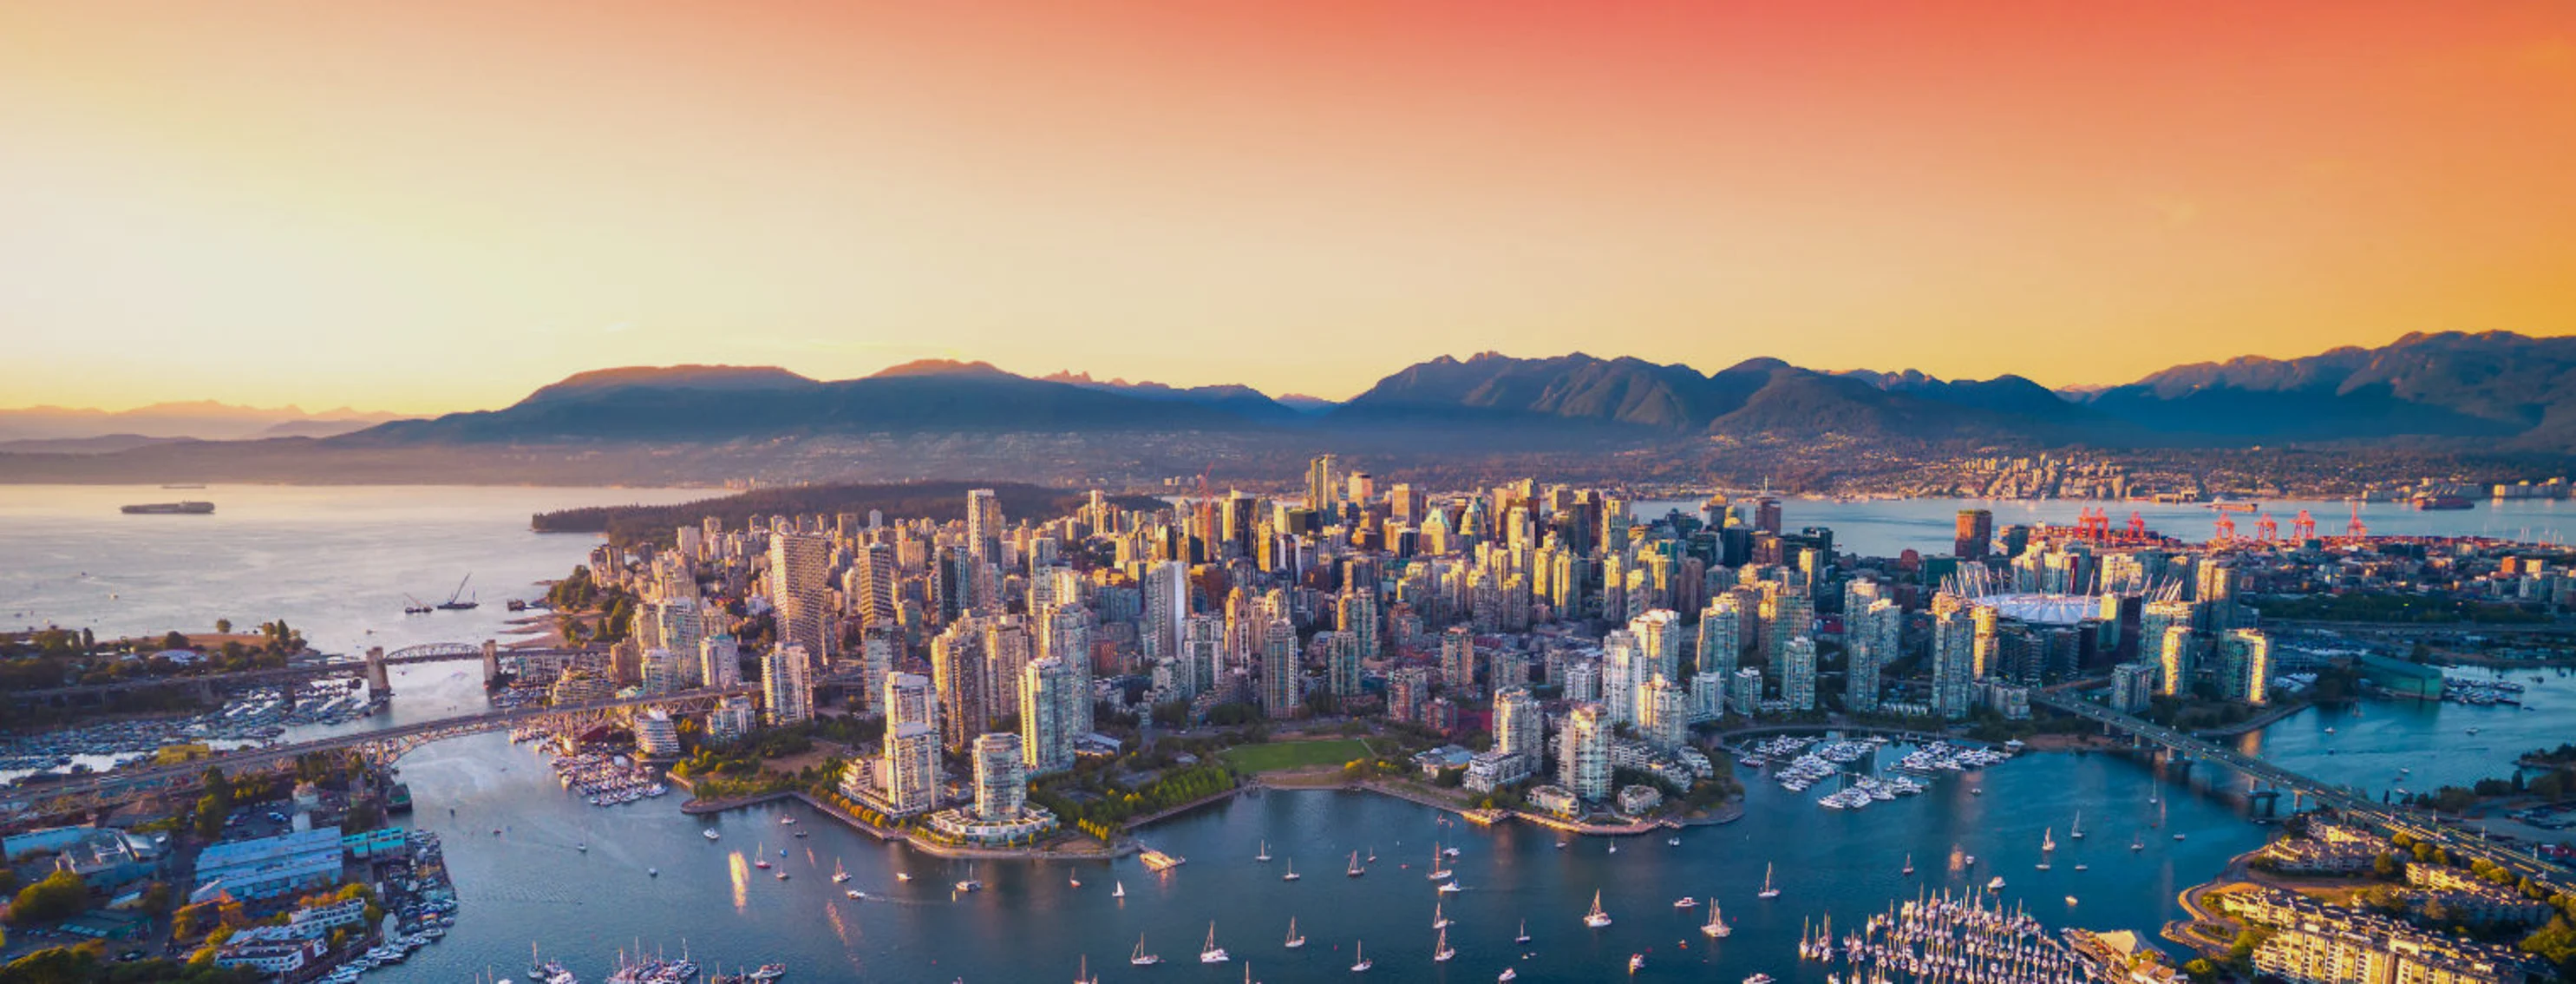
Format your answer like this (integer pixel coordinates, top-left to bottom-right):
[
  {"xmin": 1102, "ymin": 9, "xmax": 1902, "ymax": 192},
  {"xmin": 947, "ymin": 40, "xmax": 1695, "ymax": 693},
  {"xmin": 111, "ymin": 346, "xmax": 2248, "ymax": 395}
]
[{"xmin": 682, "ymin": 788, "xmax": 1134, "ymax": 860}]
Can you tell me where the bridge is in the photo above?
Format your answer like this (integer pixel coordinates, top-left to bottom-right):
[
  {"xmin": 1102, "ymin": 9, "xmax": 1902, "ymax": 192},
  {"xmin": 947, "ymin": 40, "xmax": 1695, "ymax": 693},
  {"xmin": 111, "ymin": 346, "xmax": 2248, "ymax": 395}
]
[
  {"xmin": 0, "ymin": 685, "xmax": 750, "ymax": 822},
  {"xmin": 5, "ymin": 642, "xmax": 611, "ymax": 706},
  {"xmin": 2034, "ymin": 691, "xmax": 2573, "ymax": 896}
]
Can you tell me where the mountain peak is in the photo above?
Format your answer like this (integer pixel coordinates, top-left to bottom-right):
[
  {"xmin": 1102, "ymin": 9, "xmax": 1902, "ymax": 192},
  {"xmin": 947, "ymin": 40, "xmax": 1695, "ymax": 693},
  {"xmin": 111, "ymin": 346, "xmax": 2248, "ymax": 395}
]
[
  {"xmin": 869, "ymin": 359, "xmax": 1013, "ymax": 379},
  {"xmin": 525, "ymin": 364, "xmax": 815, "ymax": 403}
]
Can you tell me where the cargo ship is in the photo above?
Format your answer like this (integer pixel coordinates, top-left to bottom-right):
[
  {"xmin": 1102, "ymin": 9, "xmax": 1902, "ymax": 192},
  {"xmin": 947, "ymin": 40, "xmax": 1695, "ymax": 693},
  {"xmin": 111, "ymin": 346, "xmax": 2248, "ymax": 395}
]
[
  {"xmin": 2409, "ymin": 495, "xmax": 2474, "ymax": 510},
  {"xmin": 120, "ymin": 501, "xmax": 214, "ymax": 515}
]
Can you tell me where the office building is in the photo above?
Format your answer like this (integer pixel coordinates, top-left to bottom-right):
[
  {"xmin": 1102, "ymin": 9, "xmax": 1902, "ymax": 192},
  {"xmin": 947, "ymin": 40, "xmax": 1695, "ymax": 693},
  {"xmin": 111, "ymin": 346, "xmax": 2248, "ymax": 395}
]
[
  {"xmin": 1556, "ymin": 702, "xmax": 1611, "ymax": 802},
  {"xmin": 761, "ymin": 644, "xmax": 813, "ymax": 726},
  {"xmin": 768, "ymin": 532, "xmax": 834, "ymax": 668}
]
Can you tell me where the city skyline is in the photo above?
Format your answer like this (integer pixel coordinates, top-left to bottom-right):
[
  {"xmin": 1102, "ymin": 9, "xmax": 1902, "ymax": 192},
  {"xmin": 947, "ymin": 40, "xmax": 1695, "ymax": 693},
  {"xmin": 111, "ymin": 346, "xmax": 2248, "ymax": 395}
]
[{"xmin": 9, "ymin": 2, "xmax": 2576, "ymax": 412}]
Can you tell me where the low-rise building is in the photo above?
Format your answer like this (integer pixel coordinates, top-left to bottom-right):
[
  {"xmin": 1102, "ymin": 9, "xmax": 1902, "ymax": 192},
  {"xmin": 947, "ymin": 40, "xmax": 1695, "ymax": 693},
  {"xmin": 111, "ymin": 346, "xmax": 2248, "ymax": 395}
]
[
  {"xmin": 1527, "ymin": 784, "xmax": 1580, "ymax": 818},
  {"xmin": 1615, "ymin": 784, "xmax": 1663, "ymax": 817},
  {"xmin": 193, "ymin": 827, "xmax": 344, "ymax": 902},
  {"xmin": 1462, "ymin": 751, "xmax": 1536, "ymax": 793}
]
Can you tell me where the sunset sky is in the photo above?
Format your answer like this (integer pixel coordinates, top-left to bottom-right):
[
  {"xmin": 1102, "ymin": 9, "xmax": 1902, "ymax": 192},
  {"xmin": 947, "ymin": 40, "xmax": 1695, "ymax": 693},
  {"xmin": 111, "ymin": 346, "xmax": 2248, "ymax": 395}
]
[{"xmin": 5, "ymin": 2, "xmax": 2574, "ymax": 413}]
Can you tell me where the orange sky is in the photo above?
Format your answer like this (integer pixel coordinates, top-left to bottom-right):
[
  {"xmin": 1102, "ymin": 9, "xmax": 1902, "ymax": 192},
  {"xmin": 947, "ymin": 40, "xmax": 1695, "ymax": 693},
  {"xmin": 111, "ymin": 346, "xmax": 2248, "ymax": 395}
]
[{"xmin": 5, "ymin": 1, "xmax": 2574, "ymax": 412}]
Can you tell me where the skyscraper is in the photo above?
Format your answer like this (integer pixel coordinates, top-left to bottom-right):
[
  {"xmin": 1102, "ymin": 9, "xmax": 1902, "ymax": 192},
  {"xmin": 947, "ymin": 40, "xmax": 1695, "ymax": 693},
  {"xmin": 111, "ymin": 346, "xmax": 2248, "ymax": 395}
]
[
  {"xmin": 966, "ymin": 488, "xmax": 1005, "ymax": 564},
  {"xmin": 2157, "ymin": 624, "xmax": 2194, "ymax": 697},
  {"xmin": 1955, "ymin": 508, "xmax": 1994, "ymax": 560},
  {"xmin": 1847, "ymin": 598, "xmax": 1899, "ymax": 712},
  {"xmin": 971, "ymin": 732, "xmax": 1027, "ymax": 822},
  {"xmin": 932, "ymin": 621, "xmax": 988, "ymax": 750},
  {"xmin": 768, "ymin": 533, "xmax": 834, "ymax": 669},
  {"xmin": 1305, "ymin": 454, "xmax": 1337, "ymax": 509},
  {"xmin": 1259, "ymin": 619, "xmax": 1301, "ymax": 718},
  {"xmin": 1439, "ymin": 626, "xmax": 1477, "ymax": 694},
  {"xmin": 1599, "ymin": 631, "xmax": 1638, "ymax": 726},
  {"xmin": 1931, "ymin": 601, "xmax": 1976, "ymax": 718},
  {"xmin": 761, "ymin": 644, "xmax": 813, "ymax": 726},
  {"xmin": 1697, "ymin": 594, "xmax": 1742, "ymax": 679},
  {"xmin": 884, "ymin": 671, "xmax": 935, "ymax": 731},
  {"xmin": 1494, "ymin": 686, "xmax": 1542, "ymax": 759},
  {"xmin": 1557, "ymin": 702, "xmax": 1611, "ymax": 801},
  {"xmin": 850, "ymin": 543, "xmax": 897, "ymax": 628},
  {"xmin": 698, "ymin": 633, "xmax": 742, "ymax": 689},
  {"xmin": 2219, "ymin": 628, "xmax": 2270, "ymax": 704},
  {"xmin": 1762, "ymin": 589, "xmax": 1813, "ymax": 666},
  {"xmin": 880, "ymin": 722, "xmax": 942, "ymax": 817},
  {"xmin": 1020, "ymin": 658, "xmax": 1076, "ymax": 775},
  {"xmin": 1638, "ymin": 676, "xmax": 1686, "ymax": 750},
  {"xmin": 1144, "ymin": 561, "xmax": 1189, "ymax": 662},
  {"xmin": 1780, "ymin": 636, "xmax": 1817, "ymax": 712}
]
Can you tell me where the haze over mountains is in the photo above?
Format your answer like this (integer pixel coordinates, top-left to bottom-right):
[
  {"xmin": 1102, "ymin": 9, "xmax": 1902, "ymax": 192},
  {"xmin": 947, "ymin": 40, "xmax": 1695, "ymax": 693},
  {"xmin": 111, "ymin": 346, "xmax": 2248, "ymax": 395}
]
[
  {"xmin": 9, "ymin": 332, "xmax": 2576, "ymax": 482},
  {"xmin": 311, "ymin": 331, "xmax": 2576, "ymax": 449},
  {"xmin": 0, "ymin": 402, "xmax": 408, "ymax": 450}
]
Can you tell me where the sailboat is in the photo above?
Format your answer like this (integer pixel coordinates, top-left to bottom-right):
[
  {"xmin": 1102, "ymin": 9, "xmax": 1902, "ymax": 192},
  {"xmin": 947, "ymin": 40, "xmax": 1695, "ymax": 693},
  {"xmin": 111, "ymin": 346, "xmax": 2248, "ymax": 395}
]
[
  {"xmin": 2070, "ymin": 810, "xmax": 2086, "ymax": 839},
  {"xmin": 1130, "ymin": 934, "xmax": 1161, "ymax": 967},
  {"xmin": 2130, "ymin": 832, "xmax": 2144, "ymax": 852},
  {"xmin": 1514, "ymin": 920, "xmax": 1531, "ymax": 944},
  {"xmin": 1284, "ymin": 918, "xmax": 1305, "ymax": 948},
  {"xmin": 1433, "ymin": 902, "xmax": 1452, "ymax": 929},
  {"xmin": 1200, "ymin": 922, "xmax": 1230, "ymax": 963},
  {"xmin": 1257, "ymin": 840, "xmax": 1272, "ymax": 863},
  {"xmin": 1433, "ymin": 927, "xmax": 1456, "ymax": 963},
  {"xmin": 1583, "ymin": 890, "xmax": 1614, "ymax": 928},
  {"xmin": 1346, "ymin": 851, "xmax": 1365, "ymax": 877},
  {"xmin": 1282, "ymin": 857, "xmax": 1299, "ymax": 882},
  {"xmin": 1069, "ymin": 869, "xmax": 1082, "ymax": 888},
  {"xmin": 832, "ymin": 859, "xmax": 850, "ymax": 883},
  {"xmin": 1367, "ymin": 846, "xmax": 1377, "ymax": 863},
  {"xmin": 2042, "ymin": 827, "xmax": 2056, "ymax": 852},
  {"xmin": 1114, "ymin": 881, "xmax": 1127, "ymax": 898},
  {"xmin": 1901, "ymin": 854, "xmax": 1914, "ymax": 876},
  {"xmin": 1427, "ymin": 843, "xmax": 1453, "ymax": 881},
  {"xmin": 753, "ymin": 842, "xmax": 772, "ymax": 869},
  {"xmin": 1757, "ymin": 863, "xmax": 1781, "ymax": 899},
  {"xmin": 1075, "ymin": 954, "xmax": 1098, "ymax": 984},
  {"xmin": 1350, "ymin": 941, "xmax": 1372, "ymax": 973},
  {"xmin": 1702, "ymin": 901, "xmax": 1730, "ymax": 938}
]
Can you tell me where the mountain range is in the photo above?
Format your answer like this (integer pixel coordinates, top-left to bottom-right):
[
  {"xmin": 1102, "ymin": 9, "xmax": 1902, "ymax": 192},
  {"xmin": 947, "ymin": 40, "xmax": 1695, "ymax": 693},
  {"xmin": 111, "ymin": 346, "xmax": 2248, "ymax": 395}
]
[
  {"xmin": 13, "ymin": 332, "xmax": 2576, "ymax": 469},
  {"xmin": 0, "ymin": 401, "xmax": 406, "ymax": 449},
  {"xmin": 311, "ymin": 331, "xmax": 2576, "ymax": 449}
]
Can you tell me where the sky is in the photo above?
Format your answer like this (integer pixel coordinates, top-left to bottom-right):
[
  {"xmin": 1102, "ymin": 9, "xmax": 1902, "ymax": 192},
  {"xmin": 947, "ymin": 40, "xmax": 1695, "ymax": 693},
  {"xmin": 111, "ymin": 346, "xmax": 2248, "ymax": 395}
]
[{"xmin": 4, "ymin": 2, "xmax": 2574, "ymax": 413}]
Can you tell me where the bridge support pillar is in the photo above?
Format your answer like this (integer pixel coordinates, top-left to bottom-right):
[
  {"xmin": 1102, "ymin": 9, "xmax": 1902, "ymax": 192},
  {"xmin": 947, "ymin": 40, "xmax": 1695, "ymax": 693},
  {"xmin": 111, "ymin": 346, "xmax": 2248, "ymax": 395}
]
[
  {"xmin": 365, "ymin": 646, "xmax": 392, "ymax": 696},
  {"xmin": 193, "ymin": 679, "xmax": 215, "ymax": 705},
  {"xmin": 2172, "ymin": 757, "xmax": 2194, "ymax": 777},
  {"xmin": 2251, "ymin": 789, "xmax": 2281, "ymax": 819},
  {"xmin": 481, "ymin": 640, "xmax": 500, "ymax": 686}
]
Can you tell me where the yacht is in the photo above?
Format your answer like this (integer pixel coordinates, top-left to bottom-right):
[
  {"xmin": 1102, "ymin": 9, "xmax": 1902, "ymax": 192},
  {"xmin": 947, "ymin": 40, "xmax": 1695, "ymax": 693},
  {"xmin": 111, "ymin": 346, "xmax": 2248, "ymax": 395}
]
[
  {"xmin": 1499, "ymin": 969, "xmax": 1517, "ymax": 981},
  {"xmin": 955, "ymin": 879, "xmax": 983, "ymax": 893},
  {"xmin": 898, "ymin": 872, "xmax": 914, "ymax": 882},
  {"xmin": 1606, "ymin": 842, "xmax": 1618, "ymax": 854},
  {"xmin": 2066, "ymin": 895, "xmax": 2080, "ymax": 907},
  {"xmin": 1433, "ymin": 902, "xmax": 1452, "ymax": 929},
  {"xmin": 1281, "ymin": 857, "xmax": 1299, "ymax": 882},
  {"xmin": 1200, "ymin": 922, "xmax": 1230, "ymax": 963},
  {"xmin": 1583, "ymin": 890, "xmax": 1614, "ymax": 928},
  {"xmin": 1131, "ymin": 935, "xmax": 1162, "ymax": 967},
  {"xmin": 1673, "ymin": 896, "xmax": 1698, "ymax": 909},
  {"xmin": 1069, "ymin": 869, "xmax": 1082, "ymax": 888},
  {"xmin": 1668, "ymin": 836, "xmax": 1681, "ymax": 846},
  {"xmin": 2043, "ymin": 827, "xmax": 2056, "ymax": 852},
  {"xmin": 1702, "ymin": 901, "xmax": 1731, "ymax": 938},
  {"xmin": 1257, "ymin": 841, "xmax": 1272, "ymax": 863},
  {"xmin": 1350, "ymin": 941, "xmax": 1372, "ymax": 973},
  {"xmin": 1901, "ymin": 854, "xmax": 1914, "ymax": 876},
  {"xmin": 1747, "ymin": 974, "xmax": 1777, "ymax": 984},
  {"xmin": 1346, "ymin": 851, "xmax": 1365, "ymax": 877},
  {"xmin": 833, "ymin": 860, "xmax": 851, "ymax": 883},
  {"xmin": 1514, "ymin": 920, "xmax": 1531, "ymax": 944},
  {"xmin": 2133, "ymin": 832, "xmax": 2145, "ymax": 851},
  {"xmin": 1113, "ymin": 881, "xmax": 1125, "ymax": 898},
  {"xmin": 1076, "ymin": 955, "xmax": 1096, "ymax": 984},
  {"xmin": 846, "ymin": 889, "xmax": 865, "ymax": 899},
  {"xmin": 1427, "ymin": 844, "xmax": 1453, "ymax": 881},
  {"xmin": 703, "ymin": 830, "xmax": 721, "ymax": 842},
  {"xmin": 1437, "ymin": 880, "xmax": 1462, "ymax": 895},
  {"xmin": 1285, "ymin": 917, "xmax": 1305, "ymax": 948},
  {"xmin": 1631, "ymin": 953, "xmax": 1646, "ymax": 974},
  {"xmin": 754, "ymin": 843, "xmax": 772, "ymax": 869},
  {"xmin": 1433, "ymin": 928, "xmax": 1456, "ymax": 963},
  {"xmin": 1988, "ymin": 876, "xmax": 2006, "ymax": 891},
  {"xmin": 2070, "ymin": 810, "xmax": 2085, "ymax": 839},
  {"xmin": 1757, "ymin": 863, "xmax": 1780, "ymax": 899}
]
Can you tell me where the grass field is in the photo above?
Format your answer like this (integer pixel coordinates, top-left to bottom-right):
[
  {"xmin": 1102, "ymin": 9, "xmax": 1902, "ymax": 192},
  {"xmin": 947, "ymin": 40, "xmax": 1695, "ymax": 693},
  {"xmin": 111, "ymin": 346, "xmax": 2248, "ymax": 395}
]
[{"xmin": 1222, "ymin": 738, "xmax": 1376, "ymax": 773}]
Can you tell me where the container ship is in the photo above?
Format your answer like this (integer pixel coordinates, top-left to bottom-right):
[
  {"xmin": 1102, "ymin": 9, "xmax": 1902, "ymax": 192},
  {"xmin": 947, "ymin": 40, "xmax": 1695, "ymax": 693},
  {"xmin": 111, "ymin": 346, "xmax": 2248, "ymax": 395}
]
[
  {"xmin": 120, "ymin": 501, "xmax": 214, "ymax": 515},
  {"xmin": 2409, "ymin": 495, "xmax": 2474, "ymax": 510}
]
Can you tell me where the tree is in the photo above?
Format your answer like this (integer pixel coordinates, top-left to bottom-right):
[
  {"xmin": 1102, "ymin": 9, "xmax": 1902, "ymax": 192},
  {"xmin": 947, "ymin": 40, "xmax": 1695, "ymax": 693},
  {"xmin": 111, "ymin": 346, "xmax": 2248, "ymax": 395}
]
[
  {"xmin": 213, "ymin": 619, "xmax": 232, "ymax": 634},
  {"xmin": 5, "ymin": 870, "xmax": 88, "ymax": 923}
]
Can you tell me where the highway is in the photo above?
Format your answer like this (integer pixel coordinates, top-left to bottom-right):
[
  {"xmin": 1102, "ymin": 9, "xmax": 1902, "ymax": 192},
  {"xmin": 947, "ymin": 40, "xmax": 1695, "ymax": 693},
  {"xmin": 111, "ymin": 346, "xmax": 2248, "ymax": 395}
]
[{"xmin": 2034, "ymin": 691, "xmax": 2573, "ymax": 896}]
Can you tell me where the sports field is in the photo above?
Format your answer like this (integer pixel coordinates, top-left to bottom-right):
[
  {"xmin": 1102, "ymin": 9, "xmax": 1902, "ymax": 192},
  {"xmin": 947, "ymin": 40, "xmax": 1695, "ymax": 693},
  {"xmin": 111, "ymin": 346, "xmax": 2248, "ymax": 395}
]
[{"xmin": 1221, "ymin": 738, "xmax": 1376, "ymax": 773}]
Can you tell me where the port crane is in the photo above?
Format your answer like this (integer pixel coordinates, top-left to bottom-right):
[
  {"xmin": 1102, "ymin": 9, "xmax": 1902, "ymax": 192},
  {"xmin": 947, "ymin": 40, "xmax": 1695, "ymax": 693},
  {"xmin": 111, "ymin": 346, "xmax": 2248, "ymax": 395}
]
[{"xmin": 435, "ymin": 574, "xmax": 481, "ymax": 611}]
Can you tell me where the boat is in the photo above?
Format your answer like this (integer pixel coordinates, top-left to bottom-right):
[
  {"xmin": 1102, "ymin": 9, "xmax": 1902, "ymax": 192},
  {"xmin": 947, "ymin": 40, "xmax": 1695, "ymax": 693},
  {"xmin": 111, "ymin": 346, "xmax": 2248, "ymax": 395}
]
[
  {"xmin": 1346, "ymin": 851, "xmax": 1365, "ymax": 877},
  {"xmin": 1901, "ymin": 854, "xmax": 1913, "ymax": 876},
  {"xmin": 1584, "ymin": 890, "xmax": 1613, "ymax": 928},
  {"xmin": 1257, "ymin": 840, "xmax": 1272, "ymax": 863},
  {"xmin": 1515, "ymin": 920, "xmax": 1531, "ymax": 944},
  {"xmin": 1629, "ymin": 954, "xmax": 1644, "ymax": 974},
  {"xmin": 749, "ymin": 967, "xmax": 787, "ymax": 981},
  {"xmin": 2070, "ymin": 811, "xmax": 2084, "ymax": 839},
  {"xmin": 1113, "ymin": 881, "xmax": 1125, "ymax": 898},
  {"xmin": 1069, "ymin": 870, "xmax": 1082, "ymax": 888},
  {"xmin": 1673, "ymin": 896, "xmax": 1698, "ymax": 909},
  {"xmin": 1367, "ymin": 847, "xmax": 1376, "ymax": 863},
  {"xmin": 1434, "ymin": 902, "xmax": 1452, "ymax": 929},
  {"xmin": 1200, "ymin": 922, "xmax": 1230, "ymax": 963},
  {"xmin": 833, "ymin": 860, "xmax": 850, "ymax": 883},
  {"xmin": 1437, "ymin": 880, "xmax": 1462, "ymax": 895},
  {"xmin": 1701, "ymin": 901, "xmax": 1730, "ymax": 938},
  {"xmin": 121, "ymin": 501, "xmax": 214, "ymax": 515},
  {"xmin": 1131, "ymin": 935, "xmax": 1161, "ymax": 967},
  {"xmin": 954, "ymin": 879, "xmax": 983, "ymax": 893},
  {"xmin": 2174, "ymin": 832, "xmax": 2187, "ymax": 841},
  {"xmin": 1281, "ymin": 857, "xmax": 1298, "ymax": 882},
  {"xmin": 1427, "ymin": 844, "xmax": 1452, "ymax": 881},
  {"xmin": 578, "ymin": 842, "xmax": 587, "ymax": 852},
  {"xmin": 845, "ymin": 889, "xmax": 864, "ymax": 899},
  {"xmin": 1668, "ymin": 836, "xmax": 1681, "ymax": 846},
  {"xmin": 650, "ymin": 867, "xmax": 660, "ymax": 876},
  {"xmin": 775, "ymin": 870, "xmax": 788, "ymax": 880},
  {"xmin": 1606, "ymin": 843, "xmax": 1618, "ymax": 854},
  {"xmin": 1987, "ymin": 876, "xmax": 2006, "ymax": 890},
  {"xmin": 898, "ymin": 872, "xmax": 914, "ymax": 882},
  {"xmin": 2074, "ymin": 863, "xmax": 2089, "ymax": 871},
  {"xmin": 1076, "ymin": 954, "xmax": 1096, "ymax": 984},
  {"xmin": 1350, "ymin": 941, "xmax": 1371, "ymax": 973},
  {"xmin": 2132, "ymin": 832, "xmax": 2144, "ymax": 851},
  {"xmin": 1757, "ymin": 863, "xmax": 1780, "ymax": 899},
  {"xmin": 2065, "ymin": 895, "xmax": 2079, "ymax": 907},
  {"xmin": 704, "ymin": 830, "xmax": 721, "ymax": 841},
  {"xmin": 1434, "ymin": 928, "xmax": 1456, "ymax": 963},
  {"xmin": 1285, "ymin": 917, "xmax": 1305, "ymax": 948},
  {"xmin": 754, "ymin": 843, "xmax": 771, "ymax": 869},
  {"xmin": 1746, "ymin": 974, "xmax": 1777, "ymax": 984},
  {"xmin": 1499, "ymin": 969, "xmax": 1517, "ymax": 982},
  {"xmin": 2042, "ymin": 827, "xmax": 2056, "ymax": 852},
  {"xmin": 436, "ymin": 574, "xmax": 481, "ymax": 610}
]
